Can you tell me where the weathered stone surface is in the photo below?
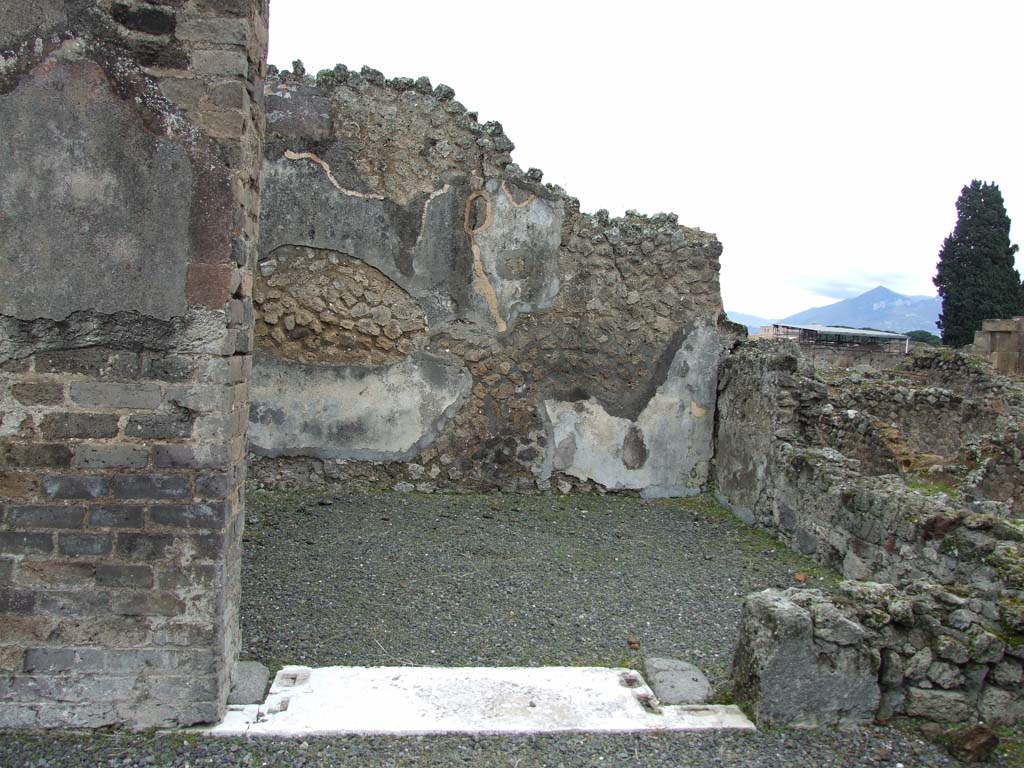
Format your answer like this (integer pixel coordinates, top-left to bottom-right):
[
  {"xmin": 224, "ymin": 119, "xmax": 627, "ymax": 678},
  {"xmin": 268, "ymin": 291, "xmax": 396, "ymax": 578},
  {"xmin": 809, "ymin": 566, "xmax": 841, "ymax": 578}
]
[
  {"xmin": 249, "ymin": 352, "xmax": 470, "ymax": 460},
  {"xmin": 732, "ymin": 588, "xmax": 880, "ymax": 728},
  {"xmin": 0, "ymin": 0, "xmax": 268, "ymax": 731},
  {"xmin": 228, "ymin": 660, "xmax": 270, "ymax": 705},
  {"xmin": 251, "ymin": 69, "xmax": 725, "ymax": 495},
  {"xmin": 946, "ymin": 724, "xmax": 1000, "ymax": 764},
  {"xmin": 542, "ymin": 324, "xmax": 720, "ymax": 496},
  {"xmin": 642, "ymin": 657, "xmax": 711, "ymax": 705},
  {"xmin": 0, "ymin": 53, "xmax": 193, "ymax": 321}
]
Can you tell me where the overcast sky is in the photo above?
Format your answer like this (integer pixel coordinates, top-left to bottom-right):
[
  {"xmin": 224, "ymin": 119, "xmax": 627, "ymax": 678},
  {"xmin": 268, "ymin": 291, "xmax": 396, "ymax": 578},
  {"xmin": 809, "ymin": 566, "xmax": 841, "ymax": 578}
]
[{"xmin": 267, "ymin": 0, "xmax": 1022, "ymax": 319}]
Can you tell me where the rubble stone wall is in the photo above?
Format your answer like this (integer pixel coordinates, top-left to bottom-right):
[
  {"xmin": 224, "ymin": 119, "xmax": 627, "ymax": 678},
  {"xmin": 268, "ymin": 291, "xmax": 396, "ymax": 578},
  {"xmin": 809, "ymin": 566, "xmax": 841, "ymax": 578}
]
[
  {"xmin": 248, "ymin": 65, "xmax": 728, "ymax": 496},
  {"xmin": 0, "ymin": 0, "xmax": 268, "ymax": 729},
  {"xmin": 716, "ymin": 341, "xmax": 1024, "ymax": 727}
]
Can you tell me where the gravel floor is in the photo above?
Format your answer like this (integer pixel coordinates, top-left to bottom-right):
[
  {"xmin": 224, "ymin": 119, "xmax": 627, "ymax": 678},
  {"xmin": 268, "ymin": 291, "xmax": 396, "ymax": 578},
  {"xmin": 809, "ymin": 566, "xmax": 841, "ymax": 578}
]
[
  {"xmin": 4, "ymin": 489, "xmax": 1021, "ymax": 766},
  {"xmin": 0, "ymin": 728, "xmax": 982, "ymax": 767},
  {"xmin": 239, "ymin": 489, "xmax": 837, "ymax": 682}
]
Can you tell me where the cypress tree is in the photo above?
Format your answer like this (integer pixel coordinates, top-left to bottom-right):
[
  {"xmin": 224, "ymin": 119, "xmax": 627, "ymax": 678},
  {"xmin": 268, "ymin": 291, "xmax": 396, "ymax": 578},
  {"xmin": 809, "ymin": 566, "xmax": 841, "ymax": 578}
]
[{"xmin": 934, "ymin": 180, "xmax": 1022, "ymax": 347}]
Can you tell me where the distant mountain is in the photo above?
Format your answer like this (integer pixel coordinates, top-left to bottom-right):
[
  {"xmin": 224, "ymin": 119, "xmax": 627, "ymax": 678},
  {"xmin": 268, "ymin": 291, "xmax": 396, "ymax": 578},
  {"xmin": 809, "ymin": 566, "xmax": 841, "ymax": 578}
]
[
  {"xmin": 725, "ymin": 311, "xmax": 776, "ymax": 335},
  {"xmin": 780, "ymin": 286, "xmax": 940, "ymax": 334}
]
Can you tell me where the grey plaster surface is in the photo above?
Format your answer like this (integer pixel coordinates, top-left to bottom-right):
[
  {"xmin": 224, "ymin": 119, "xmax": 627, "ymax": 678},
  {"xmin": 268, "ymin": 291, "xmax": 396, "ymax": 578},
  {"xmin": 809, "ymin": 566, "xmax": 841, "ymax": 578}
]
[
  {"xmin": 0, "ymin": 50, "xmax": 192, "ymax": 320},
  {"xmin": 248, "ymin": 351, "xmax": 471, "ymax": 460},
  {"xmin": 541, "ymin": 324, "xmax": 721, "ymax": 495}
]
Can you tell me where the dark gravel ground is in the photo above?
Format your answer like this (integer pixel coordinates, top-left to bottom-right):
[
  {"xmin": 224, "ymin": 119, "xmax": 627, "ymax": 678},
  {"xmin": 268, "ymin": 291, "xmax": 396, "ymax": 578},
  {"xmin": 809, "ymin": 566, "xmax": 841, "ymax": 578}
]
[
  {"xmin": 4, "ymin": 489, "xmax": 1022, "ymax": 766},
  {"xmin": 0, "ymin": 727, "xmax": 985, "ymax": 767},
  {"xmin": 239, "ymin": 489, "xmax": 839, "ymax": 682}
]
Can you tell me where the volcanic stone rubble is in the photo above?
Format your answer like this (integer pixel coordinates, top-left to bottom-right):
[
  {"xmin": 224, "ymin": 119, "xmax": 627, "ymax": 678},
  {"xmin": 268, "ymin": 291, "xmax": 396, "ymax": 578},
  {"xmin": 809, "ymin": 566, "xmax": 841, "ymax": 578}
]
[{"xmin": 717, "ymin": 341, "xmax": 1024, "ymax": 728}]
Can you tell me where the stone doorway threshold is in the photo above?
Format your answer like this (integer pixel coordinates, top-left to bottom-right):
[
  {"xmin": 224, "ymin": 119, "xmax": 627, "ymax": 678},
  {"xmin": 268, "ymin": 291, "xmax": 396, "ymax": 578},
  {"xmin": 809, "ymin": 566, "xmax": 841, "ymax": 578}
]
[{"xmin": 198, "ymin": 666, "xmax": 754, "ymax": 736}]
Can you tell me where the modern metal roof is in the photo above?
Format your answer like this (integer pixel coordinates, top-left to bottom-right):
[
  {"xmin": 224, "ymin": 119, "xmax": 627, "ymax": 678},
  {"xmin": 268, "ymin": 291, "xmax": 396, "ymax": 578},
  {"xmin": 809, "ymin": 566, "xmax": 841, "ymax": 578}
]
[{"xmin": 771, "ymin": 323, "xmax": 909, "ymax": 340}]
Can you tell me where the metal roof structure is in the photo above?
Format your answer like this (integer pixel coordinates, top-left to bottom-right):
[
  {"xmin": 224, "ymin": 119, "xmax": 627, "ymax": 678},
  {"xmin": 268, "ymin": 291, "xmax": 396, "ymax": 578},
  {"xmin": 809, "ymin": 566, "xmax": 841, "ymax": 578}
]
[{"xmin": 771, "ymin": 323, "xmax": 909, "ymax": 341}]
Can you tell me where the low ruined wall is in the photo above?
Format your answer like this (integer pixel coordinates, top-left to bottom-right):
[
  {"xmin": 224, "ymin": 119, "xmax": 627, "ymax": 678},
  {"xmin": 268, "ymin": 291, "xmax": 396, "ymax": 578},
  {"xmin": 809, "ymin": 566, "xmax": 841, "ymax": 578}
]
[
  {"xmin": 717, "ymin": 340, "xmax": 1024, "ymax": 727},
  {"xmin": 971, "ymin": 317, "xmax": 1024, "ymax": 376},
  {"xmin": 247, "ymin": 65, "xmax": 728, "ymax": 495},
  {"xmin": 799, "ymin": 344, "xmax": 907, "ymax": 372},
  {"xmin": 1, "ymin": 0, "xmax": 267, "ymax": 728},
  {"xmin": 735, "ymin": 583, "xmax": 1024, "ymax": 729}
]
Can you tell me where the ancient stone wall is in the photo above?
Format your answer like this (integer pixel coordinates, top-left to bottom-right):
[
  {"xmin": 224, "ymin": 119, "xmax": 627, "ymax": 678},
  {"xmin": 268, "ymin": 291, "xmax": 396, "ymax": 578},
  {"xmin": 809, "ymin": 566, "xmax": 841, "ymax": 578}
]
[
  {"xmin": 971, "ymin": 317, "xmax": 1024, "ymax": 376},
  {"xmin": 247, "ymin": 64, "xmax": 728, "ymax": 496},
  {"xmin": 735, "ymin": 583, "xmax": 1024, "ymax": 729},
  {"xmin": 716, "ymin": 340, "xmax": 1024, "ymax": 726},
  {"xmin": 0, "ymin": 0, "xmax": 267, "ymax": 728}
]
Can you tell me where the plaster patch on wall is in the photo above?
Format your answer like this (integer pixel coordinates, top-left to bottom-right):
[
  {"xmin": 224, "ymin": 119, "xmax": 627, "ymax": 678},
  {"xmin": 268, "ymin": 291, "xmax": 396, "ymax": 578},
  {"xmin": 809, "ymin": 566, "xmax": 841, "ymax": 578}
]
[
  {"xmin": 539, "ymin": 324, "xmax": 721, "ymax": 496},
  {"xmin": 249, "ymin": 351, "xmax": 471, "ymax": 461},
  {"xmin": 469, "ymin": 179, "xmax": 563, "ymax": 332},
  {"xmin": 463, "ymin": 190, "xmax": 506, "ymax": 332},
  {"xmin": 283, "ymin": 149, "xmax": 384, "ymax": 199},
  {"xmin": 0, "ymin": 56, "xmax": 193, "ymax": 320}
]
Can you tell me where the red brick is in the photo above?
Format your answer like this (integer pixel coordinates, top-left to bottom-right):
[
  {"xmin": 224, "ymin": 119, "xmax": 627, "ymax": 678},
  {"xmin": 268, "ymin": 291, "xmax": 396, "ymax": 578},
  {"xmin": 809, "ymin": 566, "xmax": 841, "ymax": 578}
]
[{"xmin": 186, "ymin": 263, "xmax": 234, "ymax": 309}]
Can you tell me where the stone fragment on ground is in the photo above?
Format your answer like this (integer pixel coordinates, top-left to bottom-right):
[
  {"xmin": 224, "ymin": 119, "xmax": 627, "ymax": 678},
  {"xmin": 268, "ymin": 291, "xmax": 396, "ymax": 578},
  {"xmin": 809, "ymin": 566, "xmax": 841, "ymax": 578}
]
[
  {"xmin": 643, "ymin": 656, "xmax": 711, "ymax": 704},
  {"xmin": 945, "ymin": 724, "xmax": 999, "ymax": 763},
  {"xmin": 228, "ymin": 660, "xmax": 271, "ymax": 705}
]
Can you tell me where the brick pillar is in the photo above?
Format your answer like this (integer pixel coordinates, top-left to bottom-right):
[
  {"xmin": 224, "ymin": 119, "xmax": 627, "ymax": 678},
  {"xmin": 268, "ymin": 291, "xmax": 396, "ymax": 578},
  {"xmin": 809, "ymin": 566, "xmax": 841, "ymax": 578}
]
[{"xmin": 0, "ymin": 0, "xmax": 267, "ymax": 728}]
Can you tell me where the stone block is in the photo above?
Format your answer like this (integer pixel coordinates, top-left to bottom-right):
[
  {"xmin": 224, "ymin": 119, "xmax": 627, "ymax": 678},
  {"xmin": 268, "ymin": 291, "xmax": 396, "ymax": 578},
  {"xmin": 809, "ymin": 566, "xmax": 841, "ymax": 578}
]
[
  {"xmin": 0, "ymin": 532, "xmax": 54, "ymax": 555},
  {"xmin": 195, "ymin": 471, "xmax": 231, "ymax": 498},
  {"xmin": 150, "ymin": 503, "xmax": 228, "ymax": 529},
  {"xmin": 116, "ymin": 533, "xmax": 175, "ymax": 560},
  {"xmin": 111, "ymin": 591, "xmax": 185, "ymax": 617},
  {"xmin": 978, "ymin": 685, "xmax": 1024, "ymax": 726},
  {"xmin": 7, "ymin": 505, "xmax": 85, "ymax": 529},
  {"xmin": 17, "ymin": 561, "xmax": 95, "ymax": 587},
  {"xmin": 732, "ymin": 588, "xmax": 880, "ymax": 728},
  {"xmin": 228, "ymin": 660, "xmax": 270, "ymax": 705},
  {"xmin": 191, "ymin": 48, "xmax": 248, "ymax": 78},
  {"xmin": 904, "ymin": 687, "xmax": 971, "ymax": 723},
  {"xmin": 23, "ymin": 648, "xmax": 106, "ymax": 674},
  {"xmin": 40, "ymin": 413, "xmax": 121, "ymax": 439},
  {"xmin": 88, "ymin": 505, "xmax": 145, "ymax": 529},
  {"xmin": 58, "ymin": 533, "xmax": 113, "ymax": 558},
  {"xmin": 176, "ymin": 15, "xmax": 250, "ymax": 45},
  {"xmin": 110, "ymin": 474, "xmax": 191, "ymax": 500},
  {"xmin": 140, "ymin": 354, "xmax": 196, "ymax": 383},
  {"xmin": 111, "ymin": 2, "xmax": 177, "ymax": 35},
  {"xmin": 70, "ymin": 382, "xmax": 163, "ymax": 410},
  {"xmin": 96, "ymin": 564, "xmax": 153, "ymax": 589},
  {"xmin": 0, "ymin": 589, "xmax": 37, "ymax": 614},
  {"xmin": 36, "ymin": 350, "xmax": 139, "ymax": 378},
  {"xmin": 11, "ymin": 381, "xmax": 64, "ymax": 405},
  {"xmin": 187, "ymin": 262, "xmax": 235, "ymax": 309},
  {"xmin": 0, "ymin": 472, "xmax": 38, "ymax": 498},
  {"xmin": 42, "ymin": 475, "xmax": 109, "ymax": 500},
  {"xmin": 0, "ymin": 442, "xmax": 72, "ymax": 468},
  {"xmin": 642, "ymin": 657, "xmax": 710, "ymax": 704},
  {"xmin": 124, "ymin": 412, "xmax": 195, "ymax": 439},
  {"xmin": 152, "ymin": 443, "xmax": 226, "ymax": 469},
  {"xmin": 73, "ymin": 444, "xmax": 148, "ymax": 470}
]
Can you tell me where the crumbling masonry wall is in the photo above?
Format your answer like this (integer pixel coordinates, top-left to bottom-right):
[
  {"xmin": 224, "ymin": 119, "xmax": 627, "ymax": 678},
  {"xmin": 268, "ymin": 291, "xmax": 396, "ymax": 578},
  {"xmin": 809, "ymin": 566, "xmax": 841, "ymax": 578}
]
[
  {"xmin": 716, "ymin": 342, "xmax": 1024, "ymax": 727},
  {"xmin": 0, "ymin": 1, "xmax": 267, "ymax": 728},
  {"xmin": 248, "ymin": 65, "xmax": 728, "ymax": 496}
]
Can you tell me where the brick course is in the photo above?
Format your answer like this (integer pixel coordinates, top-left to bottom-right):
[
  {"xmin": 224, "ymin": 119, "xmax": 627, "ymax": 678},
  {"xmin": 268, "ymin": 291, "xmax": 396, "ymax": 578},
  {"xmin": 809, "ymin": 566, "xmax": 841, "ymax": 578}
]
[{"xmin": 0, "ymin": 0, "xmax": 267, "ymax": 729}]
